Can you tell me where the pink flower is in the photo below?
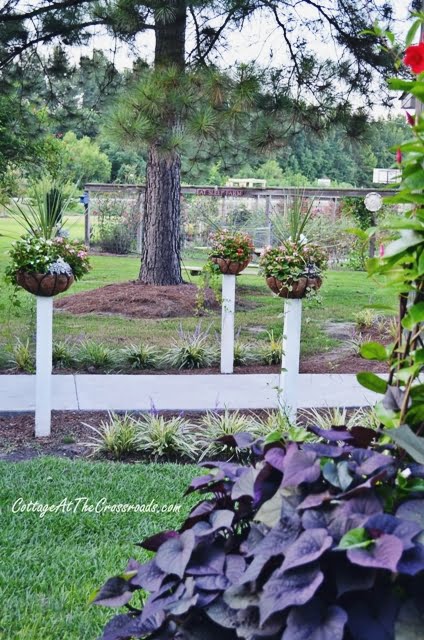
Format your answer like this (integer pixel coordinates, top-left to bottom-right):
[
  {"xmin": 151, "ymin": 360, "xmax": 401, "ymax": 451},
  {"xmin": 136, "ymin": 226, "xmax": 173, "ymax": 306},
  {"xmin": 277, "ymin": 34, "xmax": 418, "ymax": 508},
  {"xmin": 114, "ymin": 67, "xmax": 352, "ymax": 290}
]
[
  {"xmin": 78, "ymin": 251, "xmax": 87, "ymax": 258},
  {"xmin": 396, "ymin": 148, "xmax": 402, "ymax": 164},
  {"xmin": 379, "ymin": 244, "xmax": 385, "ymax": 257},
  {"xmin": 55, "ymin": 237, "xmax": 64, "ymax": 243}
]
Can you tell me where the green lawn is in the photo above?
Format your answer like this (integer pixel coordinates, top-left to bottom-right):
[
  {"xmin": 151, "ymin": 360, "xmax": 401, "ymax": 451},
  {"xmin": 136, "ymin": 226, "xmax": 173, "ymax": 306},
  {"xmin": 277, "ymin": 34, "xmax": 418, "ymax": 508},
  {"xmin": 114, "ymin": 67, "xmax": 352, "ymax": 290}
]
[
  {"xmin": 0, "ymin": 216, "xmax": 396, "ymax": 359},
  {"xmin": 0, "ymin": 457, "xmax": 199, "ymax": 639}
]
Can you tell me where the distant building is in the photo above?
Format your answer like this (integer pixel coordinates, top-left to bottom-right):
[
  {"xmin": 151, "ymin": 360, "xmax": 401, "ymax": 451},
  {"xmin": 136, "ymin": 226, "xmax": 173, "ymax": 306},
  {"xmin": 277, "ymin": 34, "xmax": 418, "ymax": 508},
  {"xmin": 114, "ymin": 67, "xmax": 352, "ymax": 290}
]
[
  {"xmin": 373, "ymin": 168, "xmax": 401, "ymax": 184},
  {"xmin": 226, "ymin": 178, "xmax": 267, "ymax": 188},
  {"xmin": 316, "ymin": 178, "xmax": 332, "ymax": 187}
]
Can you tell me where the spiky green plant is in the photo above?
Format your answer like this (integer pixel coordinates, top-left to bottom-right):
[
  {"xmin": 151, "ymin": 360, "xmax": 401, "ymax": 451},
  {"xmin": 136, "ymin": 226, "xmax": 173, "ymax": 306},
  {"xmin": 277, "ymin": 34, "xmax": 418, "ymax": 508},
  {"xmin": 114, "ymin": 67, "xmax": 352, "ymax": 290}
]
[
  {"xmin": 135, "ymin": 414, "xmax": 198, "ymax": 460},
  {"xmin": 121, "ymin": 344, "xmax": 159, "ymax": 370},
  {"xmin": 162, "ymin": 324, "xmax": 217, "ymax": 370},
  {"xmin": 82, "ymin": 413, "xmax": 138, "ymax": 459},
  {"xmin": 252, "ymin": 411, "xmax": 314, "ymax": 443},
  {"xmin": 52, "ymin": 340, "xmax": 75, "ymax": 369},
  {"xmin": 76, "ymin": 341, "xmax": 117, "ymax": 371},
  {"xmin": 199, "ymin": 409, "xmax": 256, "ymax": 461},
  {"xmin": 259, "ymin": 330, "xmax": 282, "ymax": 365},
  {"xmin": 9, "ymin": 338, "xmax": 35, "ymax": 373}
]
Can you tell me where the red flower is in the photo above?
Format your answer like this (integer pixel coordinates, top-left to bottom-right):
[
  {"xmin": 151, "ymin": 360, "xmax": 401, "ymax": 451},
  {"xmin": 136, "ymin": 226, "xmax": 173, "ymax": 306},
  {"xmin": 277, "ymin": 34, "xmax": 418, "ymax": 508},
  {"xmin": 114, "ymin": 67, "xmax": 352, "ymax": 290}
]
[
  {"xmin": 404, "ymin": 43, "xmax": 424, "ymax": 74},
  {"xmin": 237, "ymin": 248, "xmax": 244, "ymax": 255},
  {"xmin": 396, "ymin": 148, "xmax": 402, "ymax": 164},
  {"xmin": 406, "ymin": 111, "xmax": 415, "ymax": 126}
]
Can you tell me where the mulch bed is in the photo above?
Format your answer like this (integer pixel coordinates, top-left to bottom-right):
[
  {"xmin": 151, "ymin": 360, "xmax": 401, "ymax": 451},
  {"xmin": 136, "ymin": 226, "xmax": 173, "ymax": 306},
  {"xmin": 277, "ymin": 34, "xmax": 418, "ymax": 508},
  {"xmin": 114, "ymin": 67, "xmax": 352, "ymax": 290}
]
[{"xmin": 54, "ymin": 282, "xmax": 220, "ymax": 318}]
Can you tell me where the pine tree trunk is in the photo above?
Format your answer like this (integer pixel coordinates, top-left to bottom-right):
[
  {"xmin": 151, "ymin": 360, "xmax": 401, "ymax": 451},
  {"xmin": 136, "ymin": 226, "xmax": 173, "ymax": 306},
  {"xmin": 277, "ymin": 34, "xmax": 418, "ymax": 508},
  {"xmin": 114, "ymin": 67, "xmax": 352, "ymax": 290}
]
[
  {"xmin": 139, "ymin": 0, "xmax": 186, "ymax": 285},
  {"xmin": 140, "ymin": 145, "xmax": 182, "ymax": 284}
]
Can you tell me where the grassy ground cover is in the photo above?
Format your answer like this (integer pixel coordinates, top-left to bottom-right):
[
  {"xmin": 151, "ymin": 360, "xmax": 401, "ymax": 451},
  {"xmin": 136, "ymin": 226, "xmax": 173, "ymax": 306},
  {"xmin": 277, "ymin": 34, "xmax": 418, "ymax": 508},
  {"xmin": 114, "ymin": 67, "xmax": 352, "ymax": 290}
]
[
  {"xmin": 0, "ymin": 216, "xmax": 396, "ymax": 360},
  {"xmin": 0, "ymin": 457, "xmax": 198, "ymax": 639}
]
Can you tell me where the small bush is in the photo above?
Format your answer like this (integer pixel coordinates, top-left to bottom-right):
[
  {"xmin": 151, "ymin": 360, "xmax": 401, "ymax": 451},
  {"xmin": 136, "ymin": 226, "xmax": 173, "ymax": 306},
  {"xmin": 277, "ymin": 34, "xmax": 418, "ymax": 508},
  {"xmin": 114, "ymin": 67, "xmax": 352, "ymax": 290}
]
[
  {"xmin": 76, "ymin": 341, "xmax": 117, "ymax": 370},
  {"xmin": 162, "ymin": 325, "xmax": 217, "ymax": 369},
  {"xmin": 52, "ymin": 340, "xmax": 75, "ymax": 368},
  {"xmin": 199, "ymin": 409, "xmax": 256, "ymax": 460},
  {"xmin": 135, "ymin": 414, "xmax": 198, "ymax": 460},
  {"xmin": 9, "ymin": 338, "xmax": 35, "ymax": 373},
  {"xmin": 82, "ymin": 413, "xmax": 138, "ymax": 459},
  {"xmin": 121, "ymin": 344, "xmax": 159, "ymax": 370},
  {"xmin": 303, "ymin": 407, "xmax": 380, "ymax": 431},
  {"xmin": 346, "ymin": 331, "xmax": 367, "ymax": 355}
]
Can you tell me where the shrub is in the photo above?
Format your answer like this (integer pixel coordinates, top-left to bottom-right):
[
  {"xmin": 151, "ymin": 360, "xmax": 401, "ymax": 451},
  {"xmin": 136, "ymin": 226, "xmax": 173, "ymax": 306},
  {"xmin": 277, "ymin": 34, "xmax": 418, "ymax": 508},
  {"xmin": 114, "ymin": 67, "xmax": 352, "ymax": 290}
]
[
  {"xmin": 76, "ymin": 341, "xmax": 117, "ymax": 371},
  {"xmin": 9, "ymin": 338, "xmax": 34, "ymax": 372},
  {"xmin": 135, "ymin": 414, "xmax": 198, "ymax": 460},
  {"xmin": 82, "ymin": 413, "xmax": 138, "ymax": 459},
  {"xmin": 121, "ymin": 344, "xmax": 159, "ymax": 370},
  {"xmin": 94, "ymin": 193, "xmax": 140, "ymax": 254},
  {"xmin": 199, "ymin": 409, "xmax": 256, "ymax": 460},
  {"xmin": 52, "ymin": 340, "xmax": 75, "ymax": 368},
  {"xmin": 95, "ymin": 428, "xmax": 424, "ymax": 640},
  {"xmin": 162, "ymin": 325, "xmax": 217, "ymax": 370}
]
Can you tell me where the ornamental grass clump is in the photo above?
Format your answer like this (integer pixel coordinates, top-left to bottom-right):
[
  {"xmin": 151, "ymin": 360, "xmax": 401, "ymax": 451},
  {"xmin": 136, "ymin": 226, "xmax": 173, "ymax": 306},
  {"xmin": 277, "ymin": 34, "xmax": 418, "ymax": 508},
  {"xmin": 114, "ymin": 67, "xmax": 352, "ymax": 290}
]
[
  {"xmin": 82, "ymin": 413, "xmax": 139, "ymax": 459},
  {"xmin": 134, "ymin": 414, "xmax": 198, "ymax": 460},
  {"xmin": 199, "ymin": 409, "xmax": 256, "ymax": 460},
  {"xmin": 162, "ymin": 324, "xmax": 217, "ymax": 370},
  {"xmin": 76, "ymin": 341, "xmax": 118, "ymax": 371},
  {"xmin": 121, "ymin": 344, "xmax": 160, "ymax": 370}
]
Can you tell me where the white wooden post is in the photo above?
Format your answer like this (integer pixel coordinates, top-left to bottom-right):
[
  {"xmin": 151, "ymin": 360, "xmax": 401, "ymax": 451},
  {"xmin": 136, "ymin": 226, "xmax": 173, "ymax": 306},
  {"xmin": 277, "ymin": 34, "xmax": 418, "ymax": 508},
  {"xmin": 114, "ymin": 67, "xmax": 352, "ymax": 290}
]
[
  {"xmin": 221, "ymin": 274, "xmax": 236, "ymax": 374},
  {"xmin": 35, "ymin": 296, "xmax": 53, "ymax": 437},
  {"xmin": 279, "ymin": 298, "xmax": 302, "ymax": 423}
]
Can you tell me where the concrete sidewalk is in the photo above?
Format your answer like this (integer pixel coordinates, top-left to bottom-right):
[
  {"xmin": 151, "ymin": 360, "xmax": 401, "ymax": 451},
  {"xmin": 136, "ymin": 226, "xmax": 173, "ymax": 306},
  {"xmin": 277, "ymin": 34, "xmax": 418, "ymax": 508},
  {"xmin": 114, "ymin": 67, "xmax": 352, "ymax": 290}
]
[{"xmin": 0, "ymin": 373, "xmax": 379, "ymax": 412}]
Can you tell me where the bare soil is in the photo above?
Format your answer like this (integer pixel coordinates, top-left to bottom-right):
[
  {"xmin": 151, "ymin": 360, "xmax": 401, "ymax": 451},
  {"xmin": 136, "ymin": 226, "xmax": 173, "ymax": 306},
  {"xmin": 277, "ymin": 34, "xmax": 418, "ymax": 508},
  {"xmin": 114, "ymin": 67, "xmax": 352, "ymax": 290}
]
[{"xmin": 54, "ymin": 281, "xmax": 220, "ymax": 318}]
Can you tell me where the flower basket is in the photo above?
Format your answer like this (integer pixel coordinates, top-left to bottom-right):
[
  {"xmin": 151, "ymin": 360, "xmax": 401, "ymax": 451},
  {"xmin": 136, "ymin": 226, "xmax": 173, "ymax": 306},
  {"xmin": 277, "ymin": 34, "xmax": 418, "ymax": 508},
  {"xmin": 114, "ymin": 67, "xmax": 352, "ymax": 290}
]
[
  {"xmin": 16, "ymin": 271, "xmax": 74, "ymax": 297},
  {"xmin": 211, "ymin": 256, "xmax": 250, "ymax": 275},
  {"xmin": 266, "ymin": 275, "xmax": 308, "ymax": 298}
]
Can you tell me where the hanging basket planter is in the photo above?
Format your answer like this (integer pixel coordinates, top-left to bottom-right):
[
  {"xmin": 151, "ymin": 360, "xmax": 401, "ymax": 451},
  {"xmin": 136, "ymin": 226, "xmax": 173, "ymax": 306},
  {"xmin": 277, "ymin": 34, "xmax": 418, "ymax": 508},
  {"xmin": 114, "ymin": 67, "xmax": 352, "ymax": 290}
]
[
  {"xmin": 16, "ymin": 271, "xmax": 74, "ymax": 297},
  {"xmin": 266, "ymin": 274, "xmax": 323, "ymax": 299},
  {"xmin": 211, "ymin": 257, "xmax": 250, "ymax": 275},
  {"xmin": 266, "ymin": 276, "xmax": 308, "ymax": 298}
]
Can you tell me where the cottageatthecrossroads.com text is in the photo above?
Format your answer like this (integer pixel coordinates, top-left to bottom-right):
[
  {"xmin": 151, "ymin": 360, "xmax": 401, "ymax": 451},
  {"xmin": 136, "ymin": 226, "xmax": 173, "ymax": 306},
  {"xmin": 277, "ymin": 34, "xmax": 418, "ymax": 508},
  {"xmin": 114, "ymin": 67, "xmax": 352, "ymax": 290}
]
[{"xmin": 9, "ymin": 497, "xmax": 182, "ymax": 518}]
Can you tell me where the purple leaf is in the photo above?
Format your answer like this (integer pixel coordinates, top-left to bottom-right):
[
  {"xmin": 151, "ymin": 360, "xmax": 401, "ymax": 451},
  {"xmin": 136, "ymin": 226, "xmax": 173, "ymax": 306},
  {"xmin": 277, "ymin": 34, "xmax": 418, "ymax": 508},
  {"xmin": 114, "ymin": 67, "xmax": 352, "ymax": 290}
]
[
  {"xmin": 344, "ymin": 589, "xmax": 400, "ymax": 640},
  {"xmin": 240, "ymin": 515, "xmax": 301, "ymax": 583},
  {"xmin": 217, "ymin": 432, "xmax": 254, "ymax": 449},
  {"xmin": 396, "ymin": 499, "xmax": 424, "ymax": 532},
  {"xmin": 297, "ymin": 491, "xmax": 332, "ymax": 510},
  {"xmin": 130, "ymin": 559, "xmax": 165, "ymax": 591},
  {"xmin": 283, "ymin": 599, "xmax": 347, "ymax": 640},
  {"xmin": 347, "ymin": 534, "xmax": 403, "ymax": 572},
  {"xmin": 302, "ymin": 508, "xmax": 329, "ymax": 530},
  {"xmin": 182, "ymin": 500, "xmax": 216, "ymax": 530},
  {"xmin": 205, "ymin": 599, "xmax": 238, "ymax": 629},
  {"xmin": 140, "ymin": 530, "xmax": 179, "ymax": 552},
  {"xmin": 186, "ymin": 543, "xmax": 226, "ymax": 576},
  {"xmin": 349, "ymin": 427, "xmax": 378, "ymax": 448},
  {"xmin": 334, "ymin": 557, "xmax": 376, "ymax": 597},
  {"xmin": 260, "ymin": 564, "xmax": 324, "ymax": 625},
  {"xmin": 397, "ymin": 543, "xmax": 424, "ymax": 575},
  {"xmin": 303, "ymin": 443, "xmax": 347, "ymax": 458},
  {"xmin": 192, "ymin": 509, "xmax": 234, "ymax": 538},
  {"xmin": 223, "ymin": 583, "xmax": 260, "ymax": 609},
  {"xmin": 264, "ymin": 446, "xmax": 286, "ymax": 472},
  {"xmin": 231, "ymin": 467, "xmax": 257, "ymax": 500},
  {"xmin": 364, "ymin": 513, "xmax": 423, "ymax": 550},
  {"xmin": 93, "ymin": 577, "xmax": 134, "ymax": 608},
  {"xmin": 156, "ymin": 530, "xmax": 195, "ymax": 578},
  {"xmin": 282, "ymin": 445, "xmax": 321, "ymax": 488},
  {"xmin": 281, "ymin": 528, "xmax": 333, "ymax": 572},
  {"xmin": 307, "ymin": 425, "xmax": 353, "ymax": 442},
  {"xmin": 185, "ymin": 472, "xmax": 224, "ymax": 496},
  {"xmin": 225, "ymin": 554, "xmax": 246, "ymax": 584},
  {"xmin": 101, "ymin": 611, "xmax": 165, "ymax": 640},
  {"xmin": 253, "ymin": 463, "xmax": 283, "ymax": 506},
  {"xmin": 350, "ymin": 449, "xmax": 394, "ymax": 476}
]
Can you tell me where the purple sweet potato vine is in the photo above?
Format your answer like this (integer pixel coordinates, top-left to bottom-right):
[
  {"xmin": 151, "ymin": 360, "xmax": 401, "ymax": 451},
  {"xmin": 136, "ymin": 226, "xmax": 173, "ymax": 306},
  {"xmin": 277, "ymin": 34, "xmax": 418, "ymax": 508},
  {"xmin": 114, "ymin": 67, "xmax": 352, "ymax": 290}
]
[{"xmin": 94, "ymin": 429, "xmax": 424, "ymax": 640}]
